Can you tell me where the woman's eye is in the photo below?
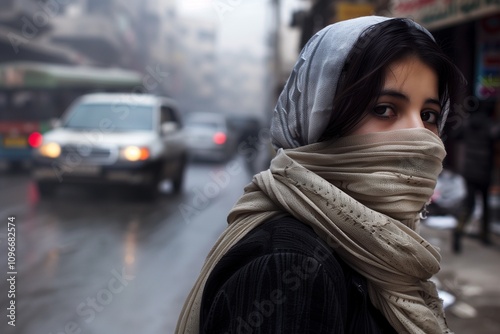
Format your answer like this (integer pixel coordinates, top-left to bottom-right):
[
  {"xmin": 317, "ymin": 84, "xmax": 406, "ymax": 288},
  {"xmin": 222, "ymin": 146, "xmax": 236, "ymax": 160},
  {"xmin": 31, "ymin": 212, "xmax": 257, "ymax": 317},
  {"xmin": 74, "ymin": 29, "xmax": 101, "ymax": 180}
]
[
  {"xmin": 372, "ymin": 105, "xmax": 395, "ymax": 117},
  {"xmin": 421, "ymin": 110, "xmax": 439, "ymax": 124}
]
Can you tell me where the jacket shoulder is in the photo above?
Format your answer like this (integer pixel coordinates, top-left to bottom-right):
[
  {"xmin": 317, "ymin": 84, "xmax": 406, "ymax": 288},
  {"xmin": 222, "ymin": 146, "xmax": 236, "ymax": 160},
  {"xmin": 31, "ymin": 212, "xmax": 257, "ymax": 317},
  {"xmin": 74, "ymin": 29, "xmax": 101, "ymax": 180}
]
[{"xmin": 200, "ymin": 216, "xmax": 350, "ymax": 333}]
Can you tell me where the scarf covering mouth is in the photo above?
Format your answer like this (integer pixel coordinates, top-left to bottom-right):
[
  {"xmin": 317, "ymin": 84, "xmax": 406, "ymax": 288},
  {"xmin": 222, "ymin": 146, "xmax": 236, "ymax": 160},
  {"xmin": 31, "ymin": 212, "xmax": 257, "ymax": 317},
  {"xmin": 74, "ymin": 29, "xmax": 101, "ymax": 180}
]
[{"xmin": 176, "ymin": 128, "xmax": 452, "ymax": 334}]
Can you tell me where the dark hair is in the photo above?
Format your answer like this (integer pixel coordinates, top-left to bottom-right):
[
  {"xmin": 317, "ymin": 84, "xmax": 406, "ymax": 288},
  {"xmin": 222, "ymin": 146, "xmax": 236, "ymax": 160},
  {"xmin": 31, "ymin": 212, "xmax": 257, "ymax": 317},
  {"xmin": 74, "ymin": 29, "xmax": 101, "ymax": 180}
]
[{"xmin": 318, "ymin": 18, "xmax": 465, "ymax": 141}]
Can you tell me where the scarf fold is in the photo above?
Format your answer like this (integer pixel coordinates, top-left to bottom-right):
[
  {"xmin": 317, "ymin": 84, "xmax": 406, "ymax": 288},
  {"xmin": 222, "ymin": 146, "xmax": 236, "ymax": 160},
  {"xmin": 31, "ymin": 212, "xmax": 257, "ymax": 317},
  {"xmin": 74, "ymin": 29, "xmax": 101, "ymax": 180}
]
[{"xmin": 176, "ymin": 128, "xmax": 452, "ymax": 334}]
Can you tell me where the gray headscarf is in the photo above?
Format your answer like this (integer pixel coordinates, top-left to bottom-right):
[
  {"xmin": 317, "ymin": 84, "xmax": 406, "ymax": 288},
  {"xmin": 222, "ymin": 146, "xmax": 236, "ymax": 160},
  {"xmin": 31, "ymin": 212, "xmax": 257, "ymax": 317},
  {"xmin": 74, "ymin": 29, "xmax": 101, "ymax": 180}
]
[{"xmin": 271, "ymin": 16, "xmax": 444, "ymax": 150}]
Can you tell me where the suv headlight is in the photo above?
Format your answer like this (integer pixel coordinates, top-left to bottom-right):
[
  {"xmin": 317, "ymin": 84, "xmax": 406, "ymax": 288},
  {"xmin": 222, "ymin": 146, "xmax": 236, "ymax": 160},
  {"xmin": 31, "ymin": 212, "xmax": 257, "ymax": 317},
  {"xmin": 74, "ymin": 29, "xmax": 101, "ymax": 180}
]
[
  {"xmin": 120, "ymin": 146, "xmax": 150, "ymax": 161},
  {"xmin": 39, "ymin": 142, "xmax": 61, "ymax": 158}
]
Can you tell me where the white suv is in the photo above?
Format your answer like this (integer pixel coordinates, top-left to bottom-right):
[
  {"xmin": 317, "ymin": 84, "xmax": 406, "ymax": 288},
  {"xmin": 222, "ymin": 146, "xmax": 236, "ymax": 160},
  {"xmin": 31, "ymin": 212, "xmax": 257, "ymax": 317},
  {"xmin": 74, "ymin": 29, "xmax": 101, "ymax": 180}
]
[{"xmin": 32, "ymin": 93, "xmax": 188, "ymax": 199}]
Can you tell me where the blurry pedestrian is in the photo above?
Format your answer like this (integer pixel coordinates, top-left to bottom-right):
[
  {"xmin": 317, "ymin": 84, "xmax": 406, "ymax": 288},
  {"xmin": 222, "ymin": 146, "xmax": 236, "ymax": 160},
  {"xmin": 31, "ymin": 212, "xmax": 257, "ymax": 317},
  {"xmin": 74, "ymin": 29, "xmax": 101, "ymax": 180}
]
[
  {"xmin": 453, "ymin": 101, "xmax": 500, "ymax": 253},
  {"xmin": 176, "ymin": 16, "xmax": 464, "ymax": 334}
]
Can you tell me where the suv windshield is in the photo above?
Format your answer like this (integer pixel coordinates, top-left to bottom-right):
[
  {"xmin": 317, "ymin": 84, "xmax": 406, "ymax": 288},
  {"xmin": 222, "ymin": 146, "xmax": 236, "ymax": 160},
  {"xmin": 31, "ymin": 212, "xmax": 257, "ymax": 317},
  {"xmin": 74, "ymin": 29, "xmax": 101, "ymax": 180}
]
[{"xmin": 63, "ymin": 103, "xmax": 154, "ymax": 131}]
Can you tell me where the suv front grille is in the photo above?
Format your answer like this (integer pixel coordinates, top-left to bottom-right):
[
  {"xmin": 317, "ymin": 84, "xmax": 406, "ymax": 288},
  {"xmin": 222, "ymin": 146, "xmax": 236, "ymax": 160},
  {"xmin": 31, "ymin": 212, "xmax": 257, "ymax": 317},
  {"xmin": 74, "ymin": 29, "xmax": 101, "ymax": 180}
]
[{"xmin": 61, "ymin": 145, "xmax": 116, "ymax": 164}]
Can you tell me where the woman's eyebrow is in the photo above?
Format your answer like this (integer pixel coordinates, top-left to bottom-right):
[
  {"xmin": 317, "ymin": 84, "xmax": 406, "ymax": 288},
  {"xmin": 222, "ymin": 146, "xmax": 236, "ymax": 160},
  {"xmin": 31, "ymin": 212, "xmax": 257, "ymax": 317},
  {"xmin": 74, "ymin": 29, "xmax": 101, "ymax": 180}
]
[
  {"xmin": 379, "ymin": 89, "xmax": 408, "ymax": 101},
  {"xmin": 379, "ymin": 90, "xmax": 441, "ymax": 108},
  {"xmin": 425, "ymin": 98, "xmax": 441, "ymax": 108}
]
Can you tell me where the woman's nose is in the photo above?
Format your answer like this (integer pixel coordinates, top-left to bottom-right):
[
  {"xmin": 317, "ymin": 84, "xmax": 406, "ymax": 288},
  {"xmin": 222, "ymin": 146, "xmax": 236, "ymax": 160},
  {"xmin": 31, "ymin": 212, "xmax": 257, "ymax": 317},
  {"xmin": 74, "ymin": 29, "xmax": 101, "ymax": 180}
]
[{"xmin": 401, "ymin": 111, "xmax": 425, "ymax": 130}]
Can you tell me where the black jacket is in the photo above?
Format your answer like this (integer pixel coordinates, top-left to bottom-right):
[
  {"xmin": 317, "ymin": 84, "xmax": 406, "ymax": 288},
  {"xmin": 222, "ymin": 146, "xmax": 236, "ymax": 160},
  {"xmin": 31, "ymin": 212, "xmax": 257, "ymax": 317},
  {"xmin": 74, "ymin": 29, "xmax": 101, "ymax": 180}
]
[{"xmin": 200, "ymin": 216, "xmax": 397, "ymax": 333}]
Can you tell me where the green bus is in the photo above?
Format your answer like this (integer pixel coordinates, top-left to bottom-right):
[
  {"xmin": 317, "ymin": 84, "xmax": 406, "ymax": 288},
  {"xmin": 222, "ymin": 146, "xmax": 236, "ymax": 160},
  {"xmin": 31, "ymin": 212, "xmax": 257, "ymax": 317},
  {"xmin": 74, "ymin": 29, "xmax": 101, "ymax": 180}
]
[{"xmin": 0, "ymin": 61, "xmax": 144, "ymax": 170}]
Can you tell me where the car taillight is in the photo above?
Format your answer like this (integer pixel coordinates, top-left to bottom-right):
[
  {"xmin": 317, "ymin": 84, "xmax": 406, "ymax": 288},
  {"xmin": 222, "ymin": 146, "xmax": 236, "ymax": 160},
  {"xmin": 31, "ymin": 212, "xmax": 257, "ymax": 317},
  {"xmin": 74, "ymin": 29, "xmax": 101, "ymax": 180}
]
[
  {"xmin": 28, "ymin": 132, "xmax": 43, "ymax": 148},
  {"xmin": 213, "ymin": 132, "xmax": 227, "ymax": 145}
]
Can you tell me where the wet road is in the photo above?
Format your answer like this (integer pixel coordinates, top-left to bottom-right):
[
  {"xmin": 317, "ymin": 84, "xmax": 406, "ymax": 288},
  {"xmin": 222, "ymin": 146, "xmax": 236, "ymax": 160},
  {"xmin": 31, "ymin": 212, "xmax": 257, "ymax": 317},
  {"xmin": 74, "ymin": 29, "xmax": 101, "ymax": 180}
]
[{"xmin": 0, "ymin": 156, "xmax": 253, "ymax": 334}]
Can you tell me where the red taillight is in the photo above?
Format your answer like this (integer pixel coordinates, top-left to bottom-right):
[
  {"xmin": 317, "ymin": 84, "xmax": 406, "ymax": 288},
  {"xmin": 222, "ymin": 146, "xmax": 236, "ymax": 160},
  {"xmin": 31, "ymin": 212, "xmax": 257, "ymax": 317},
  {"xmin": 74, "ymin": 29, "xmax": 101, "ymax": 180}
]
[
  {"xmin": 213, "ymin": 132, "xmax": 227, "ymax": 145},
  {"xmin": 28, "ymin": 132, "xmax": 43, "ymax": 148}
]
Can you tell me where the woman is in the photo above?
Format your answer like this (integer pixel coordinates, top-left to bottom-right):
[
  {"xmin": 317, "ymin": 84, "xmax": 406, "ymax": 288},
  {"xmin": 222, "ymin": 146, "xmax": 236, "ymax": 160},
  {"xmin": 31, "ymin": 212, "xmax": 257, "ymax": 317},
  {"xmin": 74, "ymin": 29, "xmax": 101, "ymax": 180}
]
[{"xmin": 176, "ymin": 16, "xmax": 464, "ymax": 333}]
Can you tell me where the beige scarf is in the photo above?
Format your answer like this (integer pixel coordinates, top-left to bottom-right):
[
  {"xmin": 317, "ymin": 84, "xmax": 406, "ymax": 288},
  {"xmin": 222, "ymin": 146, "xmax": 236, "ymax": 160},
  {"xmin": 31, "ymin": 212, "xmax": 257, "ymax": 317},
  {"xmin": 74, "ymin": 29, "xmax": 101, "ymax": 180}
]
[{"xmin": 176, "ymin": 128, "xmax": 452, "ymax": 334}]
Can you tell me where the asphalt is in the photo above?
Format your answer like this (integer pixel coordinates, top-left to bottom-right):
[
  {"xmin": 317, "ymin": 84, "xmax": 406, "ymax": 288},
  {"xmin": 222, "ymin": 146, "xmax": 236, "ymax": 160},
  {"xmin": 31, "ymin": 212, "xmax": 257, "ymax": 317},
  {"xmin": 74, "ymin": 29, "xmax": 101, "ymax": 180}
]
[{"xmin": 420, "ymin": 218, "xmax": 500, "ymax": 334}]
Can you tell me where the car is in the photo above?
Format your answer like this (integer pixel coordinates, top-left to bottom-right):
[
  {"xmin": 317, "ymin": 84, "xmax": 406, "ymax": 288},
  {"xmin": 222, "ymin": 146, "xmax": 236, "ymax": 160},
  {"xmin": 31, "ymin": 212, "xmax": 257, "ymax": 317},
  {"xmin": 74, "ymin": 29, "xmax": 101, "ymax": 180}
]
[
  {"xmin": 32, "ymin": 93, "xmax": 188, "ymax": 199},
  {"xmin": 184, "ymin": 111, "xmax": 237, "ymax": 162}
]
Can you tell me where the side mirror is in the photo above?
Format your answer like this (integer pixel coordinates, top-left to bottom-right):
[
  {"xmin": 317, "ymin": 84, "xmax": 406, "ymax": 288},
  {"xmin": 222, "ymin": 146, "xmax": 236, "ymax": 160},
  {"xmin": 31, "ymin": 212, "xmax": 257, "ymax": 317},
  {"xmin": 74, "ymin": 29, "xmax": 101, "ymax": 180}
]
[{"xmin": 161, "ymin": 121, "xmax": 178, "ymax": 135}]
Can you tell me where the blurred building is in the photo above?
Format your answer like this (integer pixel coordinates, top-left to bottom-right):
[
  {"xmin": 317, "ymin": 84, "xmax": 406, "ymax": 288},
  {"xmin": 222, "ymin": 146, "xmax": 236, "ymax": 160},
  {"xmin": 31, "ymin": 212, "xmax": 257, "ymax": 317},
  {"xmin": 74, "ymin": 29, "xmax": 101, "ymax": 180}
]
[
  {"xmin": 48, "ymin": 0, "xmax": 146, "ymax": 69},
  {"xmin": 0, "ymin": 0, "xmax": 85, "ymax": 64},
  {"xmin": 173, "ymin": 18, "xmax": 218, "ymax": 114},
  {"xmin": 215, "ymin": 50, "xmax": 268, "ymax": 118},
  {"xmin": 146, "ymin": 0, "xmax": 177, "ymax": 78},
  {"xmin": 0, "ymin": 0, "xmax": 180, "ymax": 96},
  {"xmin": 135, "ymin": 0, "xmax": 178, "ymax": 96}
]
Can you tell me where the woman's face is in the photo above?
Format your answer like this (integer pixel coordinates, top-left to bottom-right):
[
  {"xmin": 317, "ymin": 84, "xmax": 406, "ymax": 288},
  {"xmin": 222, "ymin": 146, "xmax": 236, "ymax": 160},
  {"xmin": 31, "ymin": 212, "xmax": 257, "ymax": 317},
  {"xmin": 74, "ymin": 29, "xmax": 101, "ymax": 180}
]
[{"xmin": 350, "ymin": 56, "xmax": 441, "ymax": 136}]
